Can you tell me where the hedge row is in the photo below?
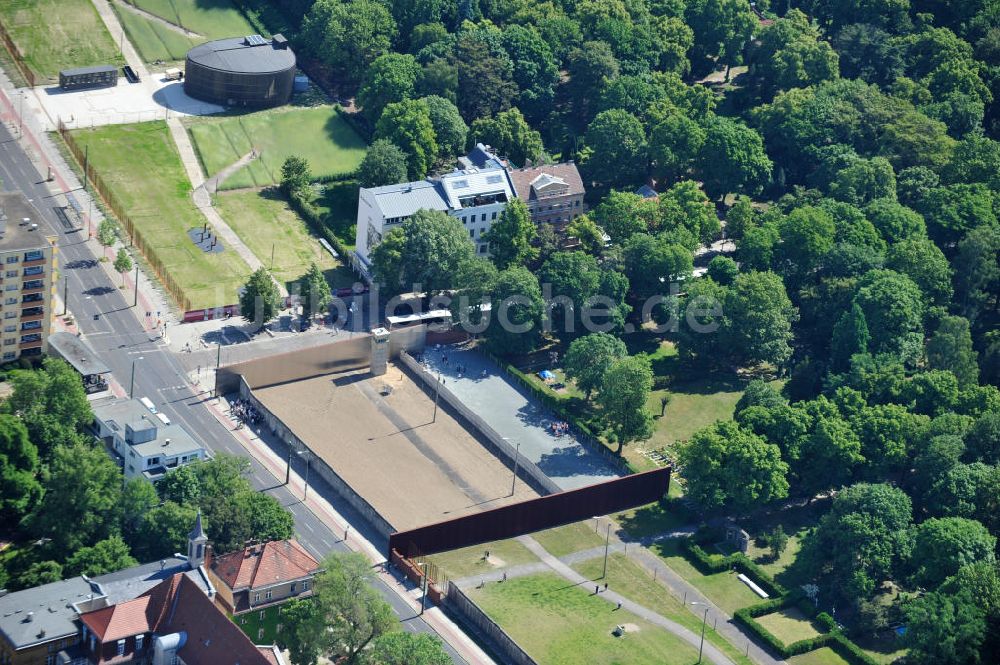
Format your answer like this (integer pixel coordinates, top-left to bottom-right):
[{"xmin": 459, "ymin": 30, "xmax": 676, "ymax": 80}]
[
  {"xmin": 288, "ymin": 190, "xmax": 348, "ymax": 260},
  {"xmin": 682, "ymin": 539, "xmax": 787, "ymax": 598}
]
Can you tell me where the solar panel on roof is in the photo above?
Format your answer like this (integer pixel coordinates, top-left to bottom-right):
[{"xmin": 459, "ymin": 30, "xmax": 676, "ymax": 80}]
[
  {"xmin": 453, "ymin": 179, "xmax": 469, "ymax": 189},
  {"xmin": 245, "ymin": 34, "xmax": 267, "ymax": 46},
  {"xmin": 486, "ymin": 174, "xmax": 504, "ymax": 184}
]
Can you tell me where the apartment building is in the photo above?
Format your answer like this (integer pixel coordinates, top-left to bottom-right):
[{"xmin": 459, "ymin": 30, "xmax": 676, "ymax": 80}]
[
  {"xmin": 506, "ymin": 162, "xmax": 586, "ymax": 233},
  {"xmin": 0, "ymin": 193, "xmax": 57, "ymax": 363}
]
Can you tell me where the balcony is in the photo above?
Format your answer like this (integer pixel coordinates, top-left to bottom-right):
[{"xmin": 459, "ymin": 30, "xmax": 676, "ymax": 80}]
[
  {"xmin": 22, "ymin": 279, "xmax": 44, "ymax": 294},
  {"xmin": 20, "ymin": 312, "xmax": 43, "ymax": 323},
  {"xmin": 21, "ymin": 306, "xmax": 43, "ymax": 318},
  {"xmin": 21, "ymin": 320, "xmax": 41, "ymax": 332},
  {"xmin": 19, "ymin": 333, "xmax": 41, "ymax": 344},
  {"xmin": 21, "ymin": 293, "xmax": 43, "ymax": 304},
  {"xmin": 20, "ymin": 338, "xmax": 43, "ymax": 350}
]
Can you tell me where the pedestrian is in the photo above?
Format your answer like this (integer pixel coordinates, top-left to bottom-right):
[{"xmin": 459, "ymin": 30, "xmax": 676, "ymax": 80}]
[
  {"xmin": 502, "ymin": 572, "xmax": 507, "ymax": 582},
  {"xmin": 616, "ymin": 601, "xmax": 622, "ymax": 610},
  {"xmin": 595, "ymin": 585, "xmax": 599, "ymax": 595},
  {"xmin": 604, "ymin": 582, "xmax": 608, "ymax": 592}
]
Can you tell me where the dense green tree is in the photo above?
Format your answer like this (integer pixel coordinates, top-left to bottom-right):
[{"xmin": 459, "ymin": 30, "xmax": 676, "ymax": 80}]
[
  {"xmin": 362, "ymin": 632, "xmax": 451, "ymax": 665},
  {"xmin": 482, "ymin": 199, "xmax": 536, "ymax": 270},
  {"xmin": 453, "ymin": 36, "xmax": 518, "ymax": 121},
  {"xmin": 15, "ymin": 561, "xmax": 62, "ymax": 589},
  {"xmin": 775, "ymin": 206, "xmax": 836, "ymax": 285},
  {"xmin": 371, "ymin": 210, "xmax": 474, "ymax": 294},
  {"xmin": 389, "ymin": 0, "xmax": 446, "ymax": 43},
  {"xmin": 916, "ymin": 183, "xmax": 996, "ymax": 247},
  {"xmin": 374, "ymin": 99, "xmax": 439, "ymax": 180},
  {"xmin": 121, "ymin": 478, "xmax": 158, "ymax": 544},
  {"xmin": 852, "ymin": 270, "xmax": 925, "ymax": 357},
  {"xmin": 797, "ymin": 483, "xmax": 914, "ymax": 601},
  {"xmin": 583, "ymin": 109, "xmax": 647, "ymax": 189},
  {"xmin": 736, "ymin": 221, "xmax": 780, "ymax": 272},
  {"xmin": 300, "ymin": 0, "xmax": 396, "ymax": 82},
  {"xmin": 485, "ymin": 267, "xmax": 544, "ymax": 355},
  {"xmin": 903, "ymin": 370, "xmax": 961, "ymax": 416},
  {"xmin": 863, "ymin": 199, "xmax": 927, "ymax": 243},
  {"xmin": 904, "ymin": 589, "xmax": 987, "ymax": 665},
  {"xmin": 113, "ymin": 248, "xmax": 132, "ymax": 287},
  {"xmin": 911, "ymin": 517, "xmax": 996, "ymax": 588},
  {"xmin": 280, "ymin": 156, "xmax": 312, "ymax": 195},
  {"xmin": 133, "ymin": 501, "xmax": 199, "ymax": 562},
  {"xmin": 964, "ymin": 412, "xmax": 1000, "ymax": 464},
  {"xmin": 706, "ymin": 256, "xmax": 738, "ymax": 286},
  {"xmin": 0, "ymin": 414, "xmax": 40, "ymax": 524},
  {"xmin": 953, "ymin": 224, "xmax": 1000, "ymax": 322},
  {"xmin": 809, "ymin": 0, "xmax": 910, "ymax": 32},
  {"xmin": 421, "ymin": 96, "xmax": 467, "ymax": 157},
  {"xmin": 591, "ymin": 191, "xmax": 657, "ymax": 244},
  {"xmin": 831, "ymin": 303, "xmax": 871, "ymax": 373},
  {"xmin": 833, "ymin": 23, "xmax": 904, "ymax": 86},
  {"xmin": 417, "ymin": 57, "xmax": 458, "ymax": 102},
  {"xmin": 696, "ymin": 116, "xmax": 771, "ymax": 201},
  {"xmin": 97, "ymin": 218, "xmax": 116, "ymax": 249},
  {"xmin": 357, "ymin": 139, "xmax": 409, "ymax": 188},
  {"xmin": 722, "ymin": 271, "xmax": 797, "ymax": 368},
  {"xmin": 64, "ymin": 536, "xmax": 137, "ymax": 577},
  {"xmin": 747, "ymin": 10, "xmax": 840, "ymax": 102},
  {"xmin": 240, "ymin": 268, "xmax": 282, "ymax": 330},
  {"xmin": 564, "ymin": 333, "xmax": 627, "ymax": 398},
  {"xmin": 157, "ymin": 465, "xmax": 201, "ymax": 506},
  {"xmin": 622, "ymin": 234, "xmax": 692, "ymax": 300},
  {"xmin": 3, "ymin": 358, "xmax": 91, "ymax": 459},
  {"xmin": 566, "ymin": 41, "xmax": 620, "ymax": 125},
  {"xmin": 923, "ymin": 462, "xmax": 995, "ymax": 520},
  {"xmin": 684, "ymin": 0, "xmax": 756, "ymax": 76},
  {"xmin": 796, "ymin": 417, "xmax": 865, "ymax": 496},
  {"xmin": 659, "ymin": 180, "xmax": 720, "ymax": 245},
  {"xmin": 597, "ymin": 355, "xmax": 655, "ymax": 453},
  {"xmin": 674, "ymin": 277, "xmax": 728, "ymax": 362},
  {"xmin": 734, "ymin": 379, "xmax": 786, "ymax": 415},
  {"xmin": 648, "ymin": 112, "xmax": 705, "ymax": 183},
  {"xmin": 26, "ymin": 442, "xmax": 122, "ymax": 557},
  {"xmin": 885, "ymin": 238, "xmax": 953, "ymax": 306},
  {"xmin": 943, "ymin": 134, "xmax": 1000, "ymax": 189},
  {"xmin": 565, "ymin": 215, "xmax": 605, "ymax": 255},
  {"xmin": 853, "ymin": 403, "xmax": 927, "ymax": 475},
  {"xmin": 468, "ymin": 108, "xmax": 543, "ymax": 167},
  {"xmin": 880, "ymin": 109, "xmax": 957, "ymax": 171},
  {"xmin": 829, "ymin": 157, "xmax": 897, "ymax": 205},
  {"xmin": 501, "ymin": 25, "xmax": 559, "ymax": 124},
  {"xmin": 679, "ymin": 421, "xmax": 789, "ymax": 512},
  {"xmin": 927, "ymin": 316, "xmax": 980, "ymax": 389},
  {"xmin": 299, "ymin": 262, "xmax": 333, "ymax": 321}
]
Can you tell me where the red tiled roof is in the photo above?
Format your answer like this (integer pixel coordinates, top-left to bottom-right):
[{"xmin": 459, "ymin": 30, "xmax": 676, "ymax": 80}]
[
  {"xmin": 211, "ymin": 540, "xmax": 320, "ymax": 592},
  {"xmin": 507, "ymin": 162, "xmax": 585, "ymax": 201},
  {"xmin": 81, "ymin": 573, "xmax": 275, "ymax": 665}
]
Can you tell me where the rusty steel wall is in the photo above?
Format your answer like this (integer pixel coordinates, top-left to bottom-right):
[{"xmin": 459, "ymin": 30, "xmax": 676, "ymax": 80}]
[{"xmin": 389, "ymin": 466, "xmax": 671, "ymax": 558}]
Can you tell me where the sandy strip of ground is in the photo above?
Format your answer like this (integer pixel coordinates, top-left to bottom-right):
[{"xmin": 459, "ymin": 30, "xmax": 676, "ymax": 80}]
[{"xmin": 255, "ymin": 364, "xmax": 538, "ymax": 530}]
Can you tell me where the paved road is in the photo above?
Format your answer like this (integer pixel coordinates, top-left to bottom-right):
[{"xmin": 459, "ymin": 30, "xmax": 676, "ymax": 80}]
[{"xmin": 0, "ymin": 122, "xmax": 470, "ymax": 663}]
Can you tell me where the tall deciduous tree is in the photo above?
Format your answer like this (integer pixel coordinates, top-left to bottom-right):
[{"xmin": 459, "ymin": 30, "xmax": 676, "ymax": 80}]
[
  {"xmin": 926, "ymin": 316, "xmax": 980, "ymax": 389},
  {"xmin": 468, "ymin": 108, "xmax": 543, "ymax": 167},
  {"xmin": 240, "ymin": 268, "xmax": 282, "ymax": 330},
  {"xmin": 583, "ymin": 109, "xmax": 647, "ymax": 189},
  {"xmin": 722, "ymin": 271, "xmax": 797, "ymax": 369},
  {"xmin": 566, "ymin": 41, "xmax": 620, "ymax": 126},
  {"xmin": 696, "ymin": 116, "xmax": 771, "ymax": 201},
  {"xmin": 375, "ymin": 99, "xmax": 439, "ymax": 180},
  {"xmin": 564, "ymin": 333, "xmax": 627, "ymax": 398},
  {"xmin": 280, "ymin": 156, "xmax": 312, "ymax": 195},
  {"xmin": 684, "ymin": 0, "xmax": 756, "ymax": 76},
  {"xmin": 362, "ymin": 632, "xmax": 451, "ymax": 665},
  {"xmin": 831, "ymin": 303, "xmax": 871, "ymax": 372},
  {"xmin": 910, "ymin": 517, "xmax": 996, "ymax": 588},
  {"xmin": 485, "ymin": 267, "xmax": 544, "ymax": 356},
  {"xmin": 453, "ymin": 36, "xmax": 518, "ymax": 122},
  {"xmin": 371, "ymin": 210, "xmax": 474, "ymax": 294},
  {"xmin": 300, "ymin": 0, "xmax": 396, "ymax": 82},
  {"xmin": 357, "ymin": 139, "xmax": 408, "ymax": 189},
  {"xmin": 597, "ymin": 355, "xmax": 655, "ymax": 453},
  {"xmin": 298, "ymin": 262, "xmax": 333, "ymax": 322},
  {"xmin": 852, "ymin": 269, "xmax": 926, "ymax": 357},
  {"xmin": 3, "ymin": 358, "xmax": 91, "ymax": 459},
  {"xmin": 903, "ymin": 589, "xmax": 987, "ymax": 665},
  {"xmin": 0, "ymin": 414, "xmax": 40, "ymax": 524},
  {"xmin": 484, "ymin": 200, "xmax": 537, "ymax": 270},
  {"xmin": 421, "ymin": 95, "xmax": 468, "ymax": 157},
  {"xmin": 679, "ymin": 421, "xmax": 789, "ymax": 513},
  {"xmin": 64, "ymin": 536, "xmax": 138, "ymax": 577}
]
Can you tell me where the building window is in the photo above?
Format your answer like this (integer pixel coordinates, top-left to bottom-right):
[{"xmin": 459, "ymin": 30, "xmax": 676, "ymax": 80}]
[
  {"xmin": 5, "ymin": 256, "xmax": 17, "ymax": 264},
  {"xmin": 3, "ymin": 339, "xmax": 14, "ymax": 346},
  {"xmin": 461, "ymin": 216, "xmax": 467, "ymax": 224},
  {"xmin": 4, "ymin": 311, "xmax": 15, "ymax": 318},
  {"xmin": 4, "ymin": 298, "xmax": 14, "ymax": 305},
  {"xmin": 469, "ymin": 229, "xmax": 473, "ymax": 238},
  {"xmin": 575, "ymin": 200, "xmax": 580, "ymax": 207},
  {"xmin": 290, "ymin": 582, "xmax": 297, "ymax": 593},
  {"xmin": 136, "ymin": 635, "xmax": 144, "ymax": 651},
  {"xmin": 259, "ymin": 610, "xmax": 266, "ymax": 620},
  {"xmin": 3, "ymin": 326, "xmax": 13, "ymax": 333},
  {"xmin": 302, "ymin": 581, "xmax": 309, "ymax": 591},
  {"xmin": 117, "ymin": 640, "xmax": 125, "ymax": 656},
  {"xmin": 478, "ymin": 245, "xmax": 487, "ymax": 254},
  {"xmin": 480, "ymin": 213, "xmax": 486, "ymax": 222},
  {"xmin": 258, "ymin": 628, "xmax": 265, "ymax": 640},
  {"xmin": 254, "ymin": 592, "xmax": 261, "ymax": 603},
  {"xmin": 491, "ymin": 211, "xmax": 497, "ymax": 220},
  {"xmin": 3, "ymin": 353, "xmax": 14, "ymax": 361},
  {"xmin": 265, "ymin": 589, "xmax": 272, "ymax": 600},
  {"xmin": 4, "ymin": 270, "xmax": 15, "ymax": 278},
  {"xmin": 4, "ymin": 285, "xmax": 16, "ymax": 291}
]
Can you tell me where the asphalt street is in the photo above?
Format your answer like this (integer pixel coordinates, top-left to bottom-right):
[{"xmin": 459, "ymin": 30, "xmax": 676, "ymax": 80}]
[{"xmin": 0, "ymin": 123, "xmax": 467, "ymax": 663}]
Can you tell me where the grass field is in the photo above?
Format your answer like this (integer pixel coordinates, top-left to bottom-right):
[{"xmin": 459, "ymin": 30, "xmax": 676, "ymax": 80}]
[
  {"xmin": 314, "ymin": 181, "xmax": 359, "ymax": 251},
  {"xmin": 468, "ymin": 572, "xmax": 704, "ymax": 665},
  {"xmin": 572, "ymin": 554, "xmax": 753, "ymax": 665},
  {"xmin": 0, "ymin": 0, "xmax": 122, "ymax": 81},
  {"xmin": 187, "ymin": 107, "xmax": 367, "ymax": 189},
  {"xmin": 70, "ymin": 122, "xmax": 251, "ymax": 309},
  {"xmin": 424, "ymin": 538, "xmax": 538, "ymax": 581},
  {"xmin": 214, "ymin": 189, "xmax": 354, "ymax": 290},
  {"xmin": 647, "ymin": 540, "xmax": 762, "ymax": 614},
  {"xmin": 755, "ymin": 607, "xmax": 825, "ymax": 645},
  {"xmin": 113, "ymin": 3, "xmax": 199, "ymax": 63},
  {"xmin": 532, "ymin": 521, "xmax": 607, "ymax": 558},
  {"xmin": 788, "ymin": 648, "xmax": 853, "ymax": 665},
  {"xmin": 131, "ymin": 0, "xmax": 255, "ymax": 37}
]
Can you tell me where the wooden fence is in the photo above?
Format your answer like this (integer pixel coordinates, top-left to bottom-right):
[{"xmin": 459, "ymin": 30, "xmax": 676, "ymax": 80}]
[
  {"xmin": 0, "ymin": 18, "xmax": 36, "ymax": 87},
  {"xmin": 57, "ymin": 121, "xmax": 192, "ymax": 312}
]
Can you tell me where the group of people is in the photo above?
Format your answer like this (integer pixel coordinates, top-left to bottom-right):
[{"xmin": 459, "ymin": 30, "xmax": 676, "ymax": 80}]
[
  {"xmin": 230, "ymin": 397, "xmax": 260, "ymax": 429},
  {"xmin": 550, "ymin": 421, "xmax": 570, "ymax": 437}
]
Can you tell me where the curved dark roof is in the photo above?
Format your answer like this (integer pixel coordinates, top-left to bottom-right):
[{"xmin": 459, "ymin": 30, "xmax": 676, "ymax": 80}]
[{"xmin": 186, "ymin": 36, "xmax": 295, "ymax": 74}]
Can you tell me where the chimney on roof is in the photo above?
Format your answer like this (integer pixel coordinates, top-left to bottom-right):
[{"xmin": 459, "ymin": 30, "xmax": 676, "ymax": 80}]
[{"xmin": 25, "ymin": 612, "xmax": 33, "ymax": 623}]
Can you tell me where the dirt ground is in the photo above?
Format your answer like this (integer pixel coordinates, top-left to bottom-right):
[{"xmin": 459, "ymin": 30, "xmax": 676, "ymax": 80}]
[{"xmin": 255, "ymin": 363, "xmax": 539, "ymax": 530}]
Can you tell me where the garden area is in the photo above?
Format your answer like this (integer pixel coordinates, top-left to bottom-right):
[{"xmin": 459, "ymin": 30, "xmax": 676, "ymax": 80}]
[
  {"xmin": 214, "ymin": 189, "xmax": 354, "ymax": 291},
  {"xmin": 111, "ymin": 0, "xmax": 255, "ymax": 64},
  {"xmin": 0, "ymin": 0, "xmax": 122, "ymax": 81},
  {"xmin": 69, "ymin": 121, "xmax": 251, "ymax": 309},
  {"xmin": 467, "ymin": 572, "xmax": 705, "ymax": 665},
  {"xmin": 186, "ymin": 106, "xmax": 367, "ymax": 190}
]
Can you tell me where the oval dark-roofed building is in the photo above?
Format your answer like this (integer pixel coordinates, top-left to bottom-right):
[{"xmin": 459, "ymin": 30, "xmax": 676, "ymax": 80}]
[{"xmin": 184, "ymin": 34, "xmax": 295, "ymax": 108}]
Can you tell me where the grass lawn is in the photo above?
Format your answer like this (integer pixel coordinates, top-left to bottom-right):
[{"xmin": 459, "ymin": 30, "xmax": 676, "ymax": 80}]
[
  {"xmin": 788, "ymin": 648, "xmax": 852, "ymax": 665},
  {"xmin": 468, "ymin": 572, "xmax": 703, "ymax": 665},
  {"xmin": 0, "ymin": 0, "xmax": 122, "ymax": 81},
  {"xmin": 314, "ymin": 180, "xmax": 358, "ymax": 251},
  {"xmin": 615, "ymin": 498, "xmax": 692, "ymax": 539},
  {"xmin": 531, "ymin": 520, "xmax": 606, "ymax": 558},
  {"xmin": 853, "ymin": 632, "xmax": 908, "ymax": 664},
  {"xmin": 648, "ymin": 540, "xmax": 762, "ymax": 614},
  {"xmin": 755, "ymin": 607, "xmax": 826, "ymax": 645},
  {"xmin": 424, "ymin": 538, "xmax": 538, "ymax": 581},
  {"xmin": 214, "ymin": 189, "xmax": 354, "ymax": 290},
  {"xmin": 113, "ymin": 3, "xmax": 199, "ymax": 63},
  {"xmin": 187, "ymin": 106, "xmax": 367, "ymax": 188},
  {"xmin": 572, "ymin": 554, "xmax": 753, "ymax": 665},
  {"xmin": 70, "ymin": 122, "xmax": 251, "ymax": 309},
  {"xmin": 130, "ymin": 0, "xmax": 255, "ymax": 38}
]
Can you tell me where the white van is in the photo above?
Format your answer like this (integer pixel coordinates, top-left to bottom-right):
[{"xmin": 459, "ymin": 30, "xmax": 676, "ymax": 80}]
[
  {"xmin": 155, "ymin": 412, "xmax": 171, "ymax": 426},
  {"xmin": 139, "ymin": 396, "xmax": 157, "ymax": 414}
]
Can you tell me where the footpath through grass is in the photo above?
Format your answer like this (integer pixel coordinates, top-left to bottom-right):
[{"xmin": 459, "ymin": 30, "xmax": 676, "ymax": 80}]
[
  {"xmin": 114, "ymin": 0, "xmax": 255, "ymax": 64},
  {"xmin": 113, "ymin": 4, "xmax": 199, "ymax": 64},
  {"xmin": 187, "ymin": 107, "xmax": 367, "ymax": 189},
  {"xmin": 215, "ymin": 189, "xmax": 354, "ymax": 291},
  {"xmin": 468, "ymin": 572, "xmax": 703, "ymax": 665},
  {"xmin": 70, "ymin": 122, "xmax": 251, "ymax": 309},
  {"xmin": 0, "ymin": 0, "xmax": 122, "ymax": 81}
]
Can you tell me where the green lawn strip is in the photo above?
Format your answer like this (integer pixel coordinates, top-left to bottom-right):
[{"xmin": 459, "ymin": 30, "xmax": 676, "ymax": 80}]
[
  {"xmin": 788, "ymin": 647, "xmax": 853, "ymax": 665},
  {"xmin": 468, "ymin": 572, "xmax": 703, "ymax": 665},
  {"xmin": 851, "ymin": 633, "xmax": 908, "ymax": 664},
  {"xmin": 424, "ymin": 538, "xmax": 538, "ymax": 581},
  {"xmin": 131, "ymin": 0, "xmax": 255, "ymax": 38},
  {"xmin": 70, "ymin": 122, "xmax": 251, "ymax": 309},
  {"xmin": 648, "ymin": 540, "xmax": 763, "ymax": 615},
  {"xmin": 314, "ymin": 181, "xmax": 358, "ymax": 250},
  {"xmin": 215, "ymin": 189, "xmax": 354, "ymax": 290},
  {"xmin": 113, "ymin": 3, "xmax": 199, "ymax": 63},
  {"xmin": 754, "ymin": 607, "xmax": 825, "ymax": 645},
  {"xmin": 0, "ymin": 0, "xmax": 122, "ymax": 81},
  {"xmin": 572, "ymin": 554, "xmax": 754, "ymax": 665},
  {"xmin": 531, "ymin": 521, "xmax": 606, "ymax": 558},
  {"xmin": 615, "ymin": 499, "xmax": 692, "ymax": 538},
  {"xmin": 234, "ymin": 605, "xmax": 281, "ymax": 644},
  {"xmin": 190, "ymin": 107, "xmax": 366, "ymax": 185},
  {"xmin": 187, "ymin": 122, "xmax": 241, "ymax": 177}
]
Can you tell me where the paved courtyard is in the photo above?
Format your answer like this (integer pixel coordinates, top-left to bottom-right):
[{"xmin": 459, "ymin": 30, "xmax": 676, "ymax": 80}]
[
  {"xmin": 21, "ymin": 74, "xmax": 223, "ymax": 131},
  {"xmin": 421, "ymin": 345, "xmax": 621, "ymax": 490}
]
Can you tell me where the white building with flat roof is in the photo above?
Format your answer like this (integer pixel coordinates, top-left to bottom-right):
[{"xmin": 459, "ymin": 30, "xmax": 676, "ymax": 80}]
[{"xmin": 353, "ymin": 145, "xmax": 515, "ymax": 278}]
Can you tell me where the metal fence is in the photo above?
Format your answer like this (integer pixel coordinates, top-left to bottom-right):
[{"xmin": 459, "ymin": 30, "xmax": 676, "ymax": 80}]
[{"xmin": 57, "ymin": 120, "xmax": 192, "ymax": 312}]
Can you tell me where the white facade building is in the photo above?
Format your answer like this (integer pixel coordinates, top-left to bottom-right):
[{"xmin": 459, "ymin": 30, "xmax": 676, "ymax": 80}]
[{"xmin": 353, "ymin": 145, "xmax": 515, "ymax": 277}]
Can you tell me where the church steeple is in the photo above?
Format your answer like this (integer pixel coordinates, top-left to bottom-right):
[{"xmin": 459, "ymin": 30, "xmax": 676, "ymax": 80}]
[{"xmin": 187, "ymin": 510, "xmax": 208, "ymax": 569}]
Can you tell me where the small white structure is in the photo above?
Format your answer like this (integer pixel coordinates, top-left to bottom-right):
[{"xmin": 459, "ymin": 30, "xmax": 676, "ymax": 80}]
[{"xmin": 371, "ymin": 327, "xmax": 390, "ymax": 376}]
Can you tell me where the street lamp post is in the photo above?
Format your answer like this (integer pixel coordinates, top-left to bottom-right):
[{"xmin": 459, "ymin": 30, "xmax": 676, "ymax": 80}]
[
  {"xmin": 285, "ymin": 448, "xmax": 292, "ymax": 485},
  {"xmin": 133, "ymin": 264, "xmax": 139, "ymax": 307},
  {"xmin": 297, "ymin": 449, "xmax": 311, "ymax": 501},
  {"xmin": 420, "ymin": 562, "xmax": 429, "ymax": 615},
  {"xmin": 689, "ymin": 602, "xmax": 709, "ymax": 664},
  {"xmin": 602, "ymin": 522, "xmax": 612, "ymax": 579},
  {"xmin": 129, "ymin": 356, "xmax": 143, "ymax": 398},
  {"xmin": 432, "ymin": 373, "xmax": 443, "ymax": 423}
]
